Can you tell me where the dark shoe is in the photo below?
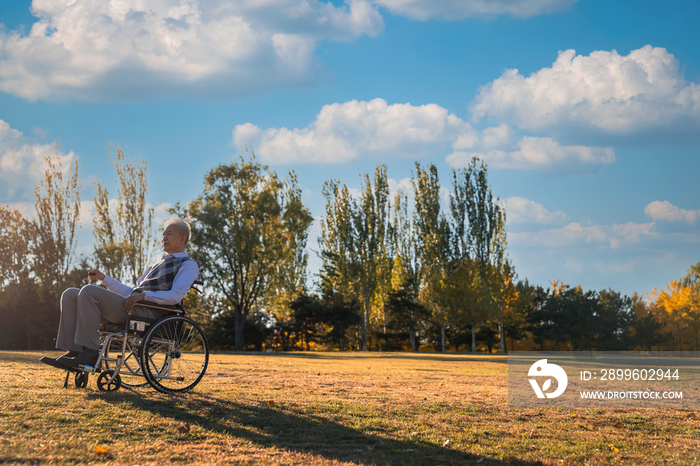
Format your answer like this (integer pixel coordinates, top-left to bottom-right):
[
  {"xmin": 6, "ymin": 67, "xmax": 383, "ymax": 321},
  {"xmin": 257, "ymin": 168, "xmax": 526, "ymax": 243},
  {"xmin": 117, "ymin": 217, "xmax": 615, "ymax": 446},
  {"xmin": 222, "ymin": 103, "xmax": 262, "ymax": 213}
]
[
  {"xmin": 58, "ymin": 350, "xmax": 81, "ymax": 359},
  {"xmin": 40, "ymin": 356, "xmax": 73, "ymax": 370},
  {"xmin": 57, "ymin": 348, "xmax": 100, "ymax": 369}
]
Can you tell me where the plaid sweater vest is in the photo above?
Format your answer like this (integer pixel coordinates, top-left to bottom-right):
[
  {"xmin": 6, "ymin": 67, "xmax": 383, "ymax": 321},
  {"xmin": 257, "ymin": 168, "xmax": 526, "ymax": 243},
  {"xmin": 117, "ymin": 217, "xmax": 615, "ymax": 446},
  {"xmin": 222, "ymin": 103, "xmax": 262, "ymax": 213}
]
[{"xmin": 133, "ymin": 255, "xmax": 192, "ymax": 294}]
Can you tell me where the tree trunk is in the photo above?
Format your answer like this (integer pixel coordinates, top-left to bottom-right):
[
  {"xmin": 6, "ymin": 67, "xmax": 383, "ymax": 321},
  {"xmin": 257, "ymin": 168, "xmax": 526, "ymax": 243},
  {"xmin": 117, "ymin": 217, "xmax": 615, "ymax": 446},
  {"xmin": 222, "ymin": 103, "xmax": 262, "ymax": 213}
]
[
  {"xmin": 410, "ymin": 331, "xmax": 418, "ymax": 352},
  {"xmin": 362, "ymin": 294, "xmax": 370, "ymax": 351},
  {"xmin": 235, "ymin": 303, "xmax": 245, "ymax": 352},
  {"xmin": 441, "ymin": 323, "xmax": 446, "ymax": 352},
  {"xmin": 471, "ymin": 324, "xmax": 476, "ymax": 353},
  {"xmin": 382, "ymin": 305, "xmax": 387, "ymax": 335},
  {"xmin": 499, "ymin": 320, "xmax": 506, "ymax": 354}
]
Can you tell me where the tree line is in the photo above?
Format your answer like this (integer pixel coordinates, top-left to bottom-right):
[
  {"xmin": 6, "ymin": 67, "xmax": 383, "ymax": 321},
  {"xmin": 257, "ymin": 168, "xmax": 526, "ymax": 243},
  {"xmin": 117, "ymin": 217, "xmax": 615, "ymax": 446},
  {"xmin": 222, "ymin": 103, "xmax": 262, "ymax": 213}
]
[{"xmin": 1, "ymin": 147, "xmax": 699, "ymax": 352}]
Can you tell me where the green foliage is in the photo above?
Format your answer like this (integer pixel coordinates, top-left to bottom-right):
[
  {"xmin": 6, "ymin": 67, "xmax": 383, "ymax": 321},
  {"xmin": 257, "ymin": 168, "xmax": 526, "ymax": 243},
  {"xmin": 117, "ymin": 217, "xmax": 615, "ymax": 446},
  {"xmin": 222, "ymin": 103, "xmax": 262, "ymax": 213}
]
[
  {"xmin": 524, "ymin": 283, "xmax": 648, "ymax": 351},
  {"xmin": 383, "ymin": 272, "xmax": 431, "ymax": 351},
  {"xmin": 319, "ymin": 165, "xmax": 391, "ymax": 351},
  {"xmin": 683, "ymin": 262, "xmax": 700, "ymax": 292},
  {"xmin": 187, "ymin": 155, "xmax": 313, "ymax": 351}
]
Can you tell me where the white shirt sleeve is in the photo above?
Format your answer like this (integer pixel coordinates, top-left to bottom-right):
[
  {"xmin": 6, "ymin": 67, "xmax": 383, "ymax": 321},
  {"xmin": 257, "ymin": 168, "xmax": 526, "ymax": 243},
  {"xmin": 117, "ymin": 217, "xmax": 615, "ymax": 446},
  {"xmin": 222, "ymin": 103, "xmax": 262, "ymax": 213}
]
[
  {"xmin": 102, "ymin": 275, "xmax": 135, "ymax": 297},
  {"xmin": 103, "ymin": 266, "xmax": 151, "ymax": 297},
  {"xmin": 142, "ymin": 260, "xmax": 200, "ymax": 305}
]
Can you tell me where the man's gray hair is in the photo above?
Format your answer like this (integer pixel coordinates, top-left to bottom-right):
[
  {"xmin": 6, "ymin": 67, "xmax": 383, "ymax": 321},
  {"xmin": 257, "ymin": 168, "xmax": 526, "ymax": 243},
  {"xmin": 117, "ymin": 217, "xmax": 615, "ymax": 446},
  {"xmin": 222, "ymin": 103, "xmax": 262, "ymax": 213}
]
[{"xmin": 164, "ymin": 218, "xmax": 191, "ymax": 245}]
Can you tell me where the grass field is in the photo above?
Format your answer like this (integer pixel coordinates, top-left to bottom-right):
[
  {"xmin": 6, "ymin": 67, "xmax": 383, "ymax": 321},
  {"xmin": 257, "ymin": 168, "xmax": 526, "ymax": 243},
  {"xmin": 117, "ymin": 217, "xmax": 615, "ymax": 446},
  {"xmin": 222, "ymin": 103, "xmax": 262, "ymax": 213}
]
[{"xmin": 1, "ymin": 351, "xmax": 698, "ymax": 465}]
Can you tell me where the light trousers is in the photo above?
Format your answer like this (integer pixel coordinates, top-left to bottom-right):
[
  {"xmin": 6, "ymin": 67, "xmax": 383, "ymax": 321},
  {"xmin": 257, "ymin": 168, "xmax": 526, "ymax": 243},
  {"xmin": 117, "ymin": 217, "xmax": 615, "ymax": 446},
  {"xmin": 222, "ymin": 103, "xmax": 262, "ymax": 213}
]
[{"xmin": 56, "ymin": 285, "xmax": 163, "ymax": 351}]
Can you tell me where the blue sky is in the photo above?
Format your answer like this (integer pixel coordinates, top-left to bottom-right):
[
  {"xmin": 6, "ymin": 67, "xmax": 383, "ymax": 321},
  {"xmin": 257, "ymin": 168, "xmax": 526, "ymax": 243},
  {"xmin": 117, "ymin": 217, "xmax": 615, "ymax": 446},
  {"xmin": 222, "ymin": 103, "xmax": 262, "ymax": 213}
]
[{"xmin": 1, "ymin": 0, "xmax": 699, "ymax": 298}]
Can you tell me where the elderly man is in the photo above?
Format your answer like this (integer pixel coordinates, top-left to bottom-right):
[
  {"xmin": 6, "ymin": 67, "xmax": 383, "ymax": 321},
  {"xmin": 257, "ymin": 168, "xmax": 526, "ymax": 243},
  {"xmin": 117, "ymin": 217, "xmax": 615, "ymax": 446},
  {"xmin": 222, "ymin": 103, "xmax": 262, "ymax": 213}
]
[{"xmin": 43, "ymin": 218, "xmax": 199, "ymax": 369}]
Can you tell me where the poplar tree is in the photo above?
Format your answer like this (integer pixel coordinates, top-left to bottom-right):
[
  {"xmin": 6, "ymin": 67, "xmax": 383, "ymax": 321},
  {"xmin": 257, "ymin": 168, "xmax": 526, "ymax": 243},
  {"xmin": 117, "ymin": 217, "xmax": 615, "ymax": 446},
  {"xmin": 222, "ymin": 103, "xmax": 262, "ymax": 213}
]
[
  {"xmin": 353, "ymin": 166, "xmax": 390, "ymax": 351},
  {"xmin": 319, "ymin": 166, "xmax": 390, "ymax": 351},
  {"xmin": 449, "ymin": 157, "xmax": 507, "ymax": 352},
  {"xmin": 412, "ymin": 162, "xmax": 451, "ymax": 351},
  {"xmin": 92, "ymin": 145, "xmax": 156, "ymax": 283},
  {"xmin": 33, "ymin": 145, "xmax": 81, "ymax": 300},
  {"xmin": 319, "ymin": 179, "xmax": 357, "ymax": 302}
]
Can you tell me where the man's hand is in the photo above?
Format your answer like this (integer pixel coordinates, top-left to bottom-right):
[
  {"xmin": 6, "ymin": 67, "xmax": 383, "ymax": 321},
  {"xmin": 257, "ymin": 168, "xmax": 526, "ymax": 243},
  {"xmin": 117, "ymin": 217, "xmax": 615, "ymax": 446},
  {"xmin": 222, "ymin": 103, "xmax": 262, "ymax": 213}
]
[
  {"xmin": 123, "ymin": 292, "xmax": 146, "ymax": 314},
  {"xmin": 88, "ymin": 269, "xmax": 105, "ymax": 281}
]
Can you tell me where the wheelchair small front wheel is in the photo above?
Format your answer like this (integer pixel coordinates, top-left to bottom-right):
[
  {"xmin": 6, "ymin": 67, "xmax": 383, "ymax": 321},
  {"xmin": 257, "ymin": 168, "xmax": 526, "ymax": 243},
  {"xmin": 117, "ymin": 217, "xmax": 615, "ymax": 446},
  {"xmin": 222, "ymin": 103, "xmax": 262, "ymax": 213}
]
[
  {"xmin": 97, "ymin": 370, "xmax": 121, "ymax": 392},
  {"xmin": 74, "ymin": 371, "xmax": 89, "ymax": 388},
  {"xmin": 73, "ymin": 371, "xmax": 90, "ymax": 388},
  {"xmin": 141, "ymin": 316, "xmax": 209, "ymax": 394}
]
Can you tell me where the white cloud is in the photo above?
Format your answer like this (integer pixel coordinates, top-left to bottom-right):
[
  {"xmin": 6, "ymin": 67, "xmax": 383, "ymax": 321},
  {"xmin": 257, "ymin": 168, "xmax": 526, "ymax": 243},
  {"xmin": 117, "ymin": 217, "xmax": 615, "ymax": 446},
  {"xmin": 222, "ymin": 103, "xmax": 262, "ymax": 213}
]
[
  {"xmin": 0, "ymin": 119, "xmax": 77, "ymax": 201},
  {"xmin": 78, "ymin": 200, "xmax": 95, "ymax": 226},
  {"xmin": 374, "ymin": 0, "xmax": 576, "ymax": 20},
  {"xmin": 644, "ymin": 200, "xmax": 699, "ymax": 223},
  {"xmin": 502, "ymin": 196, "xmax": 567, "ymax": 225},
  {"xmin": 471, "ymin": 45, "xmax": 700, "ymax": 134},
  {"xmin": 1, "ymin": 202, "xmax": 35, "ymax": 219},
  {"xmin": 510, "ymin": 221, "xmax": 658, "ymax": 249},
  {"xmin": 233, "ymin": 98, "xmax": 469, "ymax": 163},
  {"xmin": 4, "ymin": 199, "xmax": 93, "ymax": 227},
  {"xmin": 153, "ymin": 202, "xmax": 174, "ymax": 225},
  {"xmin": 234, "ymin": 98, "xmax": 613, "ymax": 171},
  {"xmin": 387, "ymin": 177, "xmax": 413, "ymax": 199},
  {"xmin": 446, "ymin": 136, "xmax": 615, "ymax": 171},
  {"xmin": 0, "ymin": 0, "xmax": 384, "ymax": 101}
]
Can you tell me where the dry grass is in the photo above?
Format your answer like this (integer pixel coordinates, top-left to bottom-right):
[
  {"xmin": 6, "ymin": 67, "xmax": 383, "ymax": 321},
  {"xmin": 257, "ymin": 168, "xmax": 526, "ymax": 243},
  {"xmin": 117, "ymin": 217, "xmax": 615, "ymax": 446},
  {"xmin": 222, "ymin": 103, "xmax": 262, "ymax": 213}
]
[{"xmin": 0, "ymin": 350, "xmax": 699, "ymax": 465}]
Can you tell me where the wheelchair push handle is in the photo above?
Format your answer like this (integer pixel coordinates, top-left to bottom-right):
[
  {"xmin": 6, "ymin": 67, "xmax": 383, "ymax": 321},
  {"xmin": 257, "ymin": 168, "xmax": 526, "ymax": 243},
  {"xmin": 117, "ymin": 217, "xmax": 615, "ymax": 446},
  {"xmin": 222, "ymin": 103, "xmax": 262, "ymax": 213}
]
[{"xmin": 191, "ymin": 279, "xmax": 203, "ymax": 294}]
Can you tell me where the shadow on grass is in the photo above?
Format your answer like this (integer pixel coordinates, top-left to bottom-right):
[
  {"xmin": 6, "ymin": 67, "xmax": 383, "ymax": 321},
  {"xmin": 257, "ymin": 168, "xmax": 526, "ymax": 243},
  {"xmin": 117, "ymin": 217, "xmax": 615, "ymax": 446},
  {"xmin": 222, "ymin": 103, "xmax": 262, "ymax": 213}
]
[{"xmin": 92, "ymin": 390, "xmax": 540, "ymax": 466}]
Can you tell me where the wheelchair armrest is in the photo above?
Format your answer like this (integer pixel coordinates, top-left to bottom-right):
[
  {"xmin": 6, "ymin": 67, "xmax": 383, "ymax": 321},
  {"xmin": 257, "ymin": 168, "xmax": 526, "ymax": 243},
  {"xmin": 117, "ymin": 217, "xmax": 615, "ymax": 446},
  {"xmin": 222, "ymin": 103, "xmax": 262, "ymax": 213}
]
[{"xmin": 138, "ymin": 300, "xmax": 184, "ymax": 314}]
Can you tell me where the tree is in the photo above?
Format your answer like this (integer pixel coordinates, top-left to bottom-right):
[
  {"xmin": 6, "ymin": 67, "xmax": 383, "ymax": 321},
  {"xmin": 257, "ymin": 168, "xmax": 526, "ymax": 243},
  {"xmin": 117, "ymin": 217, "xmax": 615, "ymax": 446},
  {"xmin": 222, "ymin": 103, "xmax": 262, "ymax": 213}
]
[
  {"xmin": 596, "ymin": 289, "xmax": 634, "ymax": 350},
  {"xmin": 93, "ymin": 145, "xmax": 156, "ymax": 283},
  {"xmin": 319, "ymin": 166, "xmax": 391, "ymax": 351},
  {"xmin": 0, "ymin": 205, "xmax": 39, "ymax": 350},
  {"xmin": 447, "ymin": 158, "xmax": 507, "ymax": 352},
  {"xmin": 525, "ymin": 285, "xmax": 554, "ymax": 351},
  {"xmin": 653, "ymin": 280, "xmax": 700, "ymax": 351},
  {"xmin": 489, "ymin": 261, "xmax": 519, "ymax": 353},
  {"xmin": 353, "ymin": 166, "xmax": 390, "ymax": 351},
  {"xmin": 188, "ymin": 156, "xmax": 313, "ymax": 351},
  {"xmin": 412, "ymin": 162, "xmax": 451, "ymax": 351},
  {"xmin": 289, "ymin": 293, "xmax": 325, "ymax": 351},
  {"xmin": 627, "ymin": 294, "xmax": 669, "ymax": 350},
  {"xmin": 319, "ymin": 180, "xmax": 357, "ymax": 312},
  {"xmin": 384, "ymin": 255, "xmax": 430, "ymax": 352},
  {"xmin": 33, "ymin": 144, "xmax": 81, "ymax": 302},
  {"xmin": 0, "ymin": 206, "xmax": 33, "ymax": 291},
  {"xmin": 683, "ymin": 262, "xmax": 700, "ymax": 292},
  {"xmin": 320, "ymin": 291, "xmax": 362, "ymax": 351}
]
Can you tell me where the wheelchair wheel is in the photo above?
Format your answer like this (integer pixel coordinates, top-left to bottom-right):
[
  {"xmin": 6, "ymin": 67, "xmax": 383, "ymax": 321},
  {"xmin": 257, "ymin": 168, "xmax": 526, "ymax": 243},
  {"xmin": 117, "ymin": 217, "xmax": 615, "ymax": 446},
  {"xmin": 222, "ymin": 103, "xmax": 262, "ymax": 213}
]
[
  {"xmin": 74, "ymin": 371, "xmax": 89, "ymax": 388},
  {"xmin": 140, "ymin": 316, "xmax": 209, "ymax": 394},
  {"xmin": 97, "ymin": 370, "xmax": 121, "ymax": 392},
  {"xmin": 103, "ymin": 335, "xmax": 149, "ymax": 388}
]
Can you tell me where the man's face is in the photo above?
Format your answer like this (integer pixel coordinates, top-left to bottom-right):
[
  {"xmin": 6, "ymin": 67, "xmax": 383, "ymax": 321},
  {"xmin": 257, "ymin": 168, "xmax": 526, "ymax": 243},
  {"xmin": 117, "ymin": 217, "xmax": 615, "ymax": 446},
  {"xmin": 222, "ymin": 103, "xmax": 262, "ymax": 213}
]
[{"xmin": 162, "ymin": 224, "xmax": 186, "ymax": 253}]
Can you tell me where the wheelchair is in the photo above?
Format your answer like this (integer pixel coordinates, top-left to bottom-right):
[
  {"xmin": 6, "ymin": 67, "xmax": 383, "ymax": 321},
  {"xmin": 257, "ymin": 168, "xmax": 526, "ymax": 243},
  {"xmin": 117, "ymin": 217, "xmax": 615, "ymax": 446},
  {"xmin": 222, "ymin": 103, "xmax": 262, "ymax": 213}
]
[{"xmin": 51, "ymin": 281, "xmax": 209, "ymax": 394}]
